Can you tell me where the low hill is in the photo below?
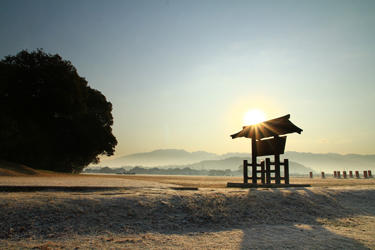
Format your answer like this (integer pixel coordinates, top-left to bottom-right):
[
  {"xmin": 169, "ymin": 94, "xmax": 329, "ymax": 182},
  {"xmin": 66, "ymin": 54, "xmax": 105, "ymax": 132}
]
[
  {"xmin": 0, "ymin": 160, "xmax": 67, "ymax": 176},
  {"xmin": 0, "ymin": 160, "xmax": 40, "ymax": 176},
  {"xmin": 87, "ymin": 157, "xmax": 313, "ymax": 176},
  {"xmin": 284, "ymin": 152, "xmax": 375, "ymax": 171},
  {"xmin": 96, "ymin": 149, "xmax": 375, "ymax": 172},
  {"xmin": 102, "ymin": 149, "xmax": 217, "ymax": 167},
  {"xmin": 184, "ymin": 157, "xmax": 312, "ymax": 174}
]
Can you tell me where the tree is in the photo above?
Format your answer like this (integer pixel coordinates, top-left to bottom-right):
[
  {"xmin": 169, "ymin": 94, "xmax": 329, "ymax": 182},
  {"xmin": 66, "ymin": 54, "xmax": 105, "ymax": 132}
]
[{"xmin": 0, "ymin": 49, "xmax": 117, "ymax": 173}]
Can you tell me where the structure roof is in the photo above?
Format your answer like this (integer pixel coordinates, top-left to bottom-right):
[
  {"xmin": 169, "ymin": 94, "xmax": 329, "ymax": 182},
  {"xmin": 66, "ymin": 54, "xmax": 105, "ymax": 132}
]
[{"xmin": 230, "ymin": 114, "xmax": 302, "ymax": 140}]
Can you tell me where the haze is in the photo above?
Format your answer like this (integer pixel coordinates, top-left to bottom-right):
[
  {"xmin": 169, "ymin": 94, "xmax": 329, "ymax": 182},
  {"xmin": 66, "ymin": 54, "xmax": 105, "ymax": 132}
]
[{"xmin": 1, "ymin": 0, "xmax": 374, "ymax": 156}]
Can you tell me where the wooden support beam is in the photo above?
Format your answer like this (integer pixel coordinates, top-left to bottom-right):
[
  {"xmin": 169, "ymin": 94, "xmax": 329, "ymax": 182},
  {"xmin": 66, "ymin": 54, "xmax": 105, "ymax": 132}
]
[
  {"xmin": 266, "ymin": 158, "xmax": 271, "ymax": 184},
  {"xmin": 243, "ymin": 160, "xmax": 248, "ymax": 184},
  {"xmin": 252, "ymin": 162, "xmax": 257, "ymax": 184},
  {"xmin": 261, "ymin": 160, "xmax": 265, "ymax": 184},
  {"xmin": 284, "ymin": 159, "xmax": 289, "ymax": 184},
  {"xmin": 251, "ymin": 135, "xmax": 257, "ymax": 185},
  {"xmin": 274, "ymin": 154, "xmax": 281, "ymax": 184}
]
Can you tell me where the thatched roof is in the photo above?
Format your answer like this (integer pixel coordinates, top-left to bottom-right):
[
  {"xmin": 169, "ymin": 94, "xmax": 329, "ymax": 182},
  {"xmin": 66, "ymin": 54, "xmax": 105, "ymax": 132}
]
[{"xmin": 231, "ymin": 114, "xmax": 302, "ymax": 140}]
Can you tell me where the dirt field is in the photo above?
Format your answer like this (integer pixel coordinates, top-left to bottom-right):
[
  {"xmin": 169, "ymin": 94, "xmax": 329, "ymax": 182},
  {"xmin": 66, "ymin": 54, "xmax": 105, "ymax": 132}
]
[{"xmin": 0, "ymin": 174, "xmax": 374, "ymax": 249}]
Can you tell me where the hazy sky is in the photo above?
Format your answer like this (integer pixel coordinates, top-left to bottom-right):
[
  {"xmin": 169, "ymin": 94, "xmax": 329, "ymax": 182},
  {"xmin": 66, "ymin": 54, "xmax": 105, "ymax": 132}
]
[{"xmin": 1, "ymin": 0, "xmax": 375, "ymax": 156}]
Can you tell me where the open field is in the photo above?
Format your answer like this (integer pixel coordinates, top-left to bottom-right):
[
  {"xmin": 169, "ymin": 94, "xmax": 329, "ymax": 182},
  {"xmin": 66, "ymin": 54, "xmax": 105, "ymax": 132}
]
[
  {"xmin": 91, "ymin": 174, "xmax": 375, "ymax": 188},
  {"xmin": 0, "ymin": 174, "xmax": 374, "ymax": 249}
]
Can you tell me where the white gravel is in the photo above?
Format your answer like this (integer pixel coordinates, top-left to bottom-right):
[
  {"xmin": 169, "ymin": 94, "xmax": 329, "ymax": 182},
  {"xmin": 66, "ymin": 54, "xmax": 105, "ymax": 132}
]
[{"xmin": 0, "ymin": 176, "xmax": 374, "ymax": 249}]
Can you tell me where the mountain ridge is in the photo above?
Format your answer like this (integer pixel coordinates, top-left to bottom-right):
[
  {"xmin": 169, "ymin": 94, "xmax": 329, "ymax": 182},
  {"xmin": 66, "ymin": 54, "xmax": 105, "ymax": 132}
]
[{"xmin": 95, "ymin": 149, "xmax": 375, "ymax": 172}]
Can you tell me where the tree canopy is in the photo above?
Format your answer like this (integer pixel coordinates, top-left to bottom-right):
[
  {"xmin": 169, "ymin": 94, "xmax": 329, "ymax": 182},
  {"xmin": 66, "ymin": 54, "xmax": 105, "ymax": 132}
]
[{"xmin": 0, "ymin": 49, "xmax": 117, "ymax": 173}]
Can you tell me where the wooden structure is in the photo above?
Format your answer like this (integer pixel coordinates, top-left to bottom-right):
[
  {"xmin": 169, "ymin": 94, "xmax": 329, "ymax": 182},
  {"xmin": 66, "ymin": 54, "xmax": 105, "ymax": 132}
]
[
  {"xmin": 227, "ymin": 114, "xmax": 309, "ymax": 188},
  {"xmin": 355, "ymin": 171, "xmax": 360, "ymax": 178},
  {"xmin": 364, "ymin": 171, "xmax": 368, "ymax": 178}
]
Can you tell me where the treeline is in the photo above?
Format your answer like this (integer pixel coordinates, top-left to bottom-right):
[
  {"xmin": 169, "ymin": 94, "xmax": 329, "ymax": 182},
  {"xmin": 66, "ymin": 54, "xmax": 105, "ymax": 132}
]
[{"xmin": 84, "ymin": 166, "xmax": 240, "ymax": 176}]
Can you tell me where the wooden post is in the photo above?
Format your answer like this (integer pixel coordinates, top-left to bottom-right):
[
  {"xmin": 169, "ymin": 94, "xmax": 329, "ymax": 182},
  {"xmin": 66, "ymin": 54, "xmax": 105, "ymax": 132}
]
[
  {"xmin": 364, "ymin": 170, "xmax": 368, "ymax": 178},
  {"xmin": 243, "ymin": 160, "xmax": 248, "ymax": 184},
  {"xmin": 368, "ymin": 170, "xmax": 372, "ymax": 178},
  {"xmin": 251, "ymin": 135, "xmax": 257, "ymax": 184},
  {"xmin": 343, "ymin": 171, "xmax": 347, "ymax": 179},
  {"xmin": 284, "ymin": 159, "xmax": 289, "ymax": 184},
  {"xmin": 274, "ymin": 154, "xmax": 281, "ymax": 184},
  {"xmin": 261, "ymin": 160, "xmax": 265, "ymax": 184},
  {"xmin": 333, "ymin": 171, "xmax": 337, "ymax": 178},
  {"xmin": 337, "ymin": 171, "xmax": 341, "ymax": 178},
  {"xmin": 321, "ymin": 172, "xmax": 325, "ymax": 178},
  {"xmin": 252, "ymin": 164, "xmax": 257, "ymax": 184},
  {"xmin": 349, "ymin": 171, "xmax": 353, "ymax": 178},
  {"xmin": 355, "ymin": 171, "xmax": 360, "ymax": 178},
  {"xmin": 309, "ymin": 172, "xmax": 313, "ymax": 178},
  {"xmin": 266, "ymin": 158, "xmax": 271, "ymax": 184}
]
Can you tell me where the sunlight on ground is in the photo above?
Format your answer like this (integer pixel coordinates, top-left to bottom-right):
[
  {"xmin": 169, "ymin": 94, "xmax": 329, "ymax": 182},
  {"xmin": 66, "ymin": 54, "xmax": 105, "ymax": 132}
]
[{"xmin": 0, "ymin": 175, "xmax": 374, "ymax": 249}]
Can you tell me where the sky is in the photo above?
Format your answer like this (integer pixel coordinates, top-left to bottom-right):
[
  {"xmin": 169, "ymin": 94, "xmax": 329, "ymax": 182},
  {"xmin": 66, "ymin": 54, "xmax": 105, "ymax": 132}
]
[{"xmin": 1, "ymin": 0, "xmax": 375, "ymax": 156}]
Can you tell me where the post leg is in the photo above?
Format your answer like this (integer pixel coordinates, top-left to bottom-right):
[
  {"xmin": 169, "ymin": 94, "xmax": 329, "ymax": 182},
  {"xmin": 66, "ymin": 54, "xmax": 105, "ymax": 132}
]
[
  {"xmin": 243, "ymin": 160, "xmax": 248, "ymax": 184},
  {"xmin": 261, "ymin": 160, "xmax": 265, "ymax": 184},
  {"xmin": 284, "ymin": 159, "xmax": 289, "ymax": 184},
  {"xmin": 252, "ymin": 160, "xmax": 257, "ymax": 184},
  {"xmin": 275, "ymin": 154, "xmax": 280, "ymax": 184},
  {"xmin": 266, "ymin": 158, "xmax": 271, "ymax": 184},
  {"xmin": 251, "ymin": 136, "xmax": 257, "ymax": 185}
]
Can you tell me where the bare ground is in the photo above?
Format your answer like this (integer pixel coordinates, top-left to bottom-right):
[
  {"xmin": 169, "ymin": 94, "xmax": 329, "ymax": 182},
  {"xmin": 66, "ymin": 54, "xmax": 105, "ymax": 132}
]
[{"xmin": 0, "ymin": 175, "xmax": 374, "ymax": 249}]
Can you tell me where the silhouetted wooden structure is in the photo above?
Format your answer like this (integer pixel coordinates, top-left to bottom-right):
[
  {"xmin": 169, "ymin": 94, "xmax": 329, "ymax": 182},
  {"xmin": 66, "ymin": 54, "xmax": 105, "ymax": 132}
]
[{"xmin": 227, "ymin": 114, "xmax": 309, "ymax": 188}]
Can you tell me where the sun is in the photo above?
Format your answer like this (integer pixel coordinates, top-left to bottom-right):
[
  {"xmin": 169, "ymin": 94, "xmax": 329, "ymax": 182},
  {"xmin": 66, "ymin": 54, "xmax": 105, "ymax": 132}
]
[{"xmin": 243, "ymin": 109, "xmax": 266, "ymax": 125}]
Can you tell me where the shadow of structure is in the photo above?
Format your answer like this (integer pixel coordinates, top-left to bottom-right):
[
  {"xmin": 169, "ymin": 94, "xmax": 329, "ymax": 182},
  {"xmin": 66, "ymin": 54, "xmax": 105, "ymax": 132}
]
[
  {"xmin": 1, "ymin": 187, "xmax": 374, "ymax": 248},
  {"xmin": 239, "ymin": 188, "xmax": 374, "ymax": 249}
]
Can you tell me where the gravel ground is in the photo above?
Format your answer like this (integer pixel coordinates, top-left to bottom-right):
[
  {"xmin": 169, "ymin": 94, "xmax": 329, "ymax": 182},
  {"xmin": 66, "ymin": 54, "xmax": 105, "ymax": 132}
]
[{"xmin": 0, "ymin": 176, "xmax": 374, "ymax": 249}]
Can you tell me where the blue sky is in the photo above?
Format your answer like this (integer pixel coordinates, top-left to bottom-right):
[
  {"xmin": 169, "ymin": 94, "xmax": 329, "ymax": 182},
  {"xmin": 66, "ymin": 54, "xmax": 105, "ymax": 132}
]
[{"xmin": 1, "ymin": 0, "xmax": 375, "ymax": 156}]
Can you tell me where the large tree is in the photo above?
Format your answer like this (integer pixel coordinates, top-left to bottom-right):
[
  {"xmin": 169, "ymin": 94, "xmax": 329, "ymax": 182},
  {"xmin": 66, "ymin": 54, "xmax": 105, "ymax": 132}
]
[{"xmin": 0, "ymin": 49, "xmax": 117, "ymax": 173}]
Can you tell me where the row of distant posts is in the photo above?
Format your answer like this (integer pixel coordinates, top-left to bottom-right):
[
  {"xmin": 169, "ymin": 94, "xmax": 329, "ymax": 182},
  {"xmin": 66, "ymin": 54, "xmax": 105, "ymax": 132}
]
[{"xmin": 310, "ymin": 170, "xmax": 373, "ymax": 178}]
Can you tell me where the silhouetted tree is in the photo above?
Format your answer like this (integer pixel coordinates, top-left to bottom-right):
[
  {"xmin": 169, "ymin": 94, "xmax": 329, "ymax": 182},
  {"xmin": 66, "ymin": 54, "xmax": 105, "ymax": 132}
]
[{"xmin": 0, "ymin": 49, "xmax": 117, "ymax": 173}]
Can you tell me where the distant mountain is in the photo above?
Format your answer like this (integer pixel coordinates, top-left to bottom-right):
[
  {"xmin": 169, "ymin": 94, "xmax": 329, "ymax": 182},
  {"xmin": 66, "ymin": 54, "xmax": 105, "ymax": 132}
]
[
  {"xmin": 284, "ymin": 151, "xmax": 375, "ymax": 171},
  {"xmin": 221, "ymin": 152, "xmax": 251, "ymax": 158},
  {"xmin": 95, "ymin": 149, "xmax": 375, "ymax": 172},
  {"xmin": 88, "ymin": 156, "xmax": 312, "ymax": 175},
  {"xmin": 101, "ymin": 149, "xmax": 217, "ymax": 167},
  {"xmin": 176, "ymin": 157, "xmax": 312, "ymax": 175}
]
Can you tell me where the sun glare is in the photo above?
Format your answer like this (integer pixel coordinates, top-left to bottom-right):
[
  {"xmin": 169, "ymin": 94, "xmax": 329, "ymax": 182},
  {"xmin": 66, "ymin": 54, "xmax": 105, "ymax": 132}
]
[{"xmin": 243, "ymin": 109, "xmax": 266, "ymax": 125}]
